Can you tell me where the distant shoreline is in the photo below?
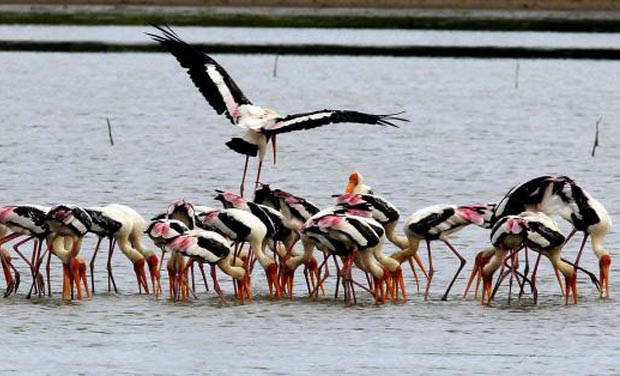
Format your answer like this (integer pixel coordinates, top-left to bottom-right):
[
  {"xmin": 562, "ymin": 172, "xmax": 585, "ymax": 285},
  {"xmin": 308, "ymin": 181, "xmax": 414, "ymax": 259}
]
[
  {"xmin": 0, "ymin": 3, "xmax": 620, "ymax": 31},
  {"xmin": 1, "ymin": 1, "xmax": 619, "ymax": 11},
  {"xmin": 2, "ymin": 40, "xmax": 620, "ymax": 60}
]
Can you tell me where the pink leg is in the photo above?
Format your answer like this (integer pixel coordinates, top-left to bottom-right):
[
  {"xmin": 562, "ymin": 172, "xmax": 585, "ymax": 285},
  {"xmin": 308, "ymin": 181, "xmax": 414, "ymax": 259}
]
[{"xmin": 210, "ymin": 265, "xmax": 226, "ymax": 304}]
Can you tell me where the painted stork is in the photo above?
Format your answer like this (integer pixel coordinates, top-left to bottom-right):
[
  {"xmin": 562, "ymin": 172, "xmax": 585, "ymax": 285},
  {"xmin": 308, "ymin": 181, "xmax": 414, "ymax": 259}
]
[
  {"xmin": 344, "ymin": 171, "xmax": 374, "ymax": 194},
  {"xmin": 44, "ymin": 204, "xmax": 92, "ymax": 300},
  {"xmin": 86, "ymin": 204, "xmax": 160, "ymax": 295},
  {"xmin": 146, "ymin": 219, "xmax": 191, "ymax": 300},
  {"xmin": 301, "ymin": 209, "xmax": 384, "ymax": 304},
  {"xmin": 335, "ymin": 193, "xmax": 429, "ymax": 299},
  {"xmin": 195, "ymin": 208, "xmax": 280, "ymax": 298},
  {"xmin": 0, "ymin": 205, "xmax": 51, "ymax": 297},
  {"xmin": 165, "ymin": 229, "xmax": 252, "ymax": 304},
  {"xmin": 214, "ymin": 189, "xmax": 323, "ymax": 297},
  {"xmin": 403, "ymin": 202, "xmax": 496, "ymax": 301},
  {"xmin": 491, "ymin": 175, "xmax": 612, "ymax": 298},
  {"xmin": 481, "ymin": 212, "xmax": 599, "ymax": 305},
  {"xmin": 148, "ymin": 25, "xmax": 407, "ymax": 196}
]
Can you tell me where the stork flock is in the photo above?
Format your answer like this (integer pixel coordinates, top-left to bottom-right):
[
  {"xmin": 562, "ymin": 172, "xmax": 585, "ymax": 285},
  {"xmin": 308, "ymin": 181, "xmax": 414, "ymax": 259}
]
[
  {"xmin": 0, "ymin": 173, "xmax": 612, "ymax": 306},
  {"xmin": 0, "ymin": 26, "xmax": 612, "ymax": 306}
]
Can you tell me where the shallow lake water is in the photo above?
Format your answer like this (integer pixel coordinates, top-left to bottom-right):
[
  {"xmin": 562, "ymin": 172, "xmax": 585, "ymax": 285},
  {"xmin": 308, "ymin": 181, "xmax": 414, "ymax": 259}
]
[{"xmin": 0, "ymin": 41, "xmax": 619, "ymax": 374}]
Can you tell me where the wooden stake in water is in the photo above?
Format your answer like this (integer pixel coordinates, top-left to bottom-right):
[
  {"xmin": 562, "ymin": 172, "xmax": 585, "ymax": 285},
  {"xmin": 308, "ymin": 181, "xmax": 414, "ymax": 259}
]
[
  {"xmin": 273, "ymin": 55, "xmax": 279, "ymax": 78},
  {"xmin": 591, "ymin": 115, "xmax": 602, "ymax": 157},
  {"xmin": 106, "ymin": 118, "xmax": 115, "ymax": 146},
  {"xmin": 514, "ymin": 62, "xmax": 520, "ymax": 89}
]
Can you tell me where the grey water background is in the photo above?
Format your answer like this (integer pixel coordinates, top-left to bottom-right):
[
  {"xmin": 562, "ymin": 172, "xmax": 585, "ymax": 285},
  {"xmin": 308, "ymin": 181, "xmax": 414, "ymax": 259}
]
[{"xmin": 0, "ymin": 27, "xmax": 619, "ymax": 375}]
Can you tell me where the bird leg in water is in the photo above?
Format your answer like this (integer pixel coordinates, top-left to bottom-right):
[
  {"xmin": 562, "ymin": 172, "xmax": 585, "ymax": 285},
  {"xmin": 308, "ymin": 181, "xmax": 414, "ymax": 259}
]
[
  {"xmin": 1, "ymin": 248, "xmax": 20, "ymax": 298},
  {"xmin": 571, "ymin": 233, "xmax": 590, "ymax": 292},
  {"xmin": 517, "ymin": 247, "xmax": 530, "ymax": 299},
  {"xmin": 107, "ymin": 239, "xmax": 119, "ymax": 294},
  {"xmin": 440, "ymin": 240, "xmax": 467, "ymax": 301},
  {"xmin": 198, "ymin": 262, "xmax": 209, "ymax": 292},
  {"xmin": 424, "ymin": 240, "xmax": 434, "ymax": 301},
  {"xmin": 334, "ymin": 256, "xmax": 342, "ymax": 300},
  {"xmin": 89, "ymin": 236, "xmax": 104, "ymax": 294},
  {"xmin": 210, "ymin": 265, "xmax": 226, "ymax": 304},
  {"xmin": 26, "ymin": 241, "xmax": 46, "ymax": 298},
  {"xmin": 310, "ymin": 254, "xmax": 334, "ymax": 299},
  {"xmin": 11, "ymin": 236, "xmax": 35, "ymax": 287}
]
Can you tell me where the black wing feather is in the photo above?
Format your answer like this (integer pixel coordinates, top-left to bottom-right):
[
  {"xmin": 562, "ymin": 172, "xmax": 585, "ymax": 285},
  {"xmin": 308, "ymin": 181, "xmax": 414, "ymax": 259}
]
[
  {"xmin": 147, "ymin": 25, "xmax": 252, "ymax": 123},
  {"xmin": 262, "ymin": 110, "xmax": 407, "ymax": 136}
]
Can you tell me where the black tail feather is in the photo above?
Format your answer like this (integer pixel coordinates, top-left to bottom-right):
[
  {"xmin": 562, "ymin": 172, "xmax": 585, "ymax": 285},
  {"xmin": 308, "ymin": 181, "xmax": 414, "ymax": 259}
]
[{"xmin": 225, "ymin": 138, "xmax": 259, "ymax": 157}]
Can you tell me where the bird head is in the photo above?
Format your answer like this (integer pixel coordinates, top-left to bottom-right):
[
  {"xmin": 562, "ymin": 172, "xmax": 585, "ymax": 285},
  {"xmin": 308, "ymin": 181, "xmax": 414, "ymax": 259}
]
[{"xmin": 345, "ymin": 172, "xmax": 362, "ymax": 193}]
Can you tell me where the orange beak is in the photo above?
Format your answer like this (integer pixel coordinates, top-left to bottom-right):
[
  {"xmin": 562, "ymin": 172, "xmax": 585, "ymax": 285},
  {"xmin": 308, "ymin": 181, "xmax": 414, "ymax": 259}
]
[
  {"xmin": 481, "ymin": 271, "xmax": 495, "ymax": 305},
  {"xmin": 565, "ymin": 271, "xmax": 578, "ymax": 305},
  {"xmin": 265, "ymin": 262, "xmax": 282, "ymax": 299},
  {"xmin": 146, "ymin": 254, "xmax": 162, "ymax": 296},
  {"xmin": 600, "ymin": 254, "xmax": 611, "ymax": 299},
  {"xmin": 344, "ymin": 172, "xmax": 359, "ymax": 194},
  {"xmin": 464, "ymin": 251, "xmax": 492, "ymax": 299},
  {"xmin": 133, "ymin": 258, "xmax": 150, "ymax": 294},
  {"xmin": 392, "ymin": 266, "xmax": 407, "ymax": 303}
]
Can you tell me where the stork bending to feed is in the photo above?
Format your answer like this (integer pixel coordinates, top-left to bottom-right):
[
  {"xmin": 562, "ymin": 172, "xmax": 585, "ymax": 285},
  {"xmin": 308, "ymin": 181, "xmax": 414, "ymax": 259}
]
[
  {"xmin": 87, "ymin": 204, "xmax": 161, "ymax": 295},
  {"xmin": 300, "ymin": 208, "xmax": 384, "ymax": 304},
  {"xmin": 214, "ymin": 190, "xmax": 323, "ymax": 297},
  {"xmin": 481, "ymin": 212, "xmax": 600, "ymax": 305},
  {"xmin": 148, "ymin": 25, "xmax": 407, "ymax": 197},
  {"xmin": 44, "ymin": 204, "xmax": 92, "ymax": 300},
  {"xmin": 0, "ymin": 205, "xmax": 51, "ymax": 297},
  {"xmin": 196, "ymin": 208, "xmax": 280, "ymax": 299},
  {"xmin": 336, "ymin": 193, "xmax": 429, "ymax": 300},
  {"xmin": 403, "ymin": 202, "xmax": 496, "ymax": 301},
  {"xmin": 491, "ymin": 175, "xmax": 611, "ymax": 298}
]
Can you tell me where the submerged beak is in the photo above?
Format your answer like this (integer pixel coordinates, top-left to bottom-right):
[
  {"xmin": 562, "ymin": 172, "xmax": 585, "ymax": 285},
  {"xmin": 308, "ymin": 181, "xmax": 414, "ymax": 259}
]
[
  {"xmin": 600, "ymin": 254, "xmax": 611, "ymax": 299},
  {"xmin": 133, "ymin": 259, "xmax": 150, "ymax": 295},
  {"xmin": 265, "ymin": 263, "xmax": 282, "ymax": 299},
  {"xmin": 481, "ymin": 271, "xmax": 495, "ymax": 305},
  {"xmin": 271, "ymin": 135, "xmax": 277, "ymax": 166},
  {"xmin": 146, "ymin": 254, "xmax": 162, "ymax": 296}
]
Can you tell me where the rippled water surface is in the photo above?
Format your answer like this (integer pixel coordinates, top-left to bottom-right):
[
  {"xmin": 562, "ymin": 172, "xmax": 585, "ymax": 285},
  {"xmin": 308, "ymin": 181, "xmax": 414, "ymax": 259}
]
[{"xmin": 1, "ymin": 40, "xmax": 620, "ymax": 375}]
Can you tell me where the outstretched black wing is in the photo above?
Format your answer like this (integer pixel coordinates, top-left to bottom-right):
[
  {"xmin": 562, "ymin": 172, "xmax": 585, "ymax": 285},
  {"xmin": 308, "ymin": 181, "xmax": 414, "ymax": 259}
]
[
  {"xmin": 147, "ymin": 25, "xmax": 252, "ymax": 124},
  {"xmin": 262, "ymin": 110, "xmax": 407, "ymax": 136}
]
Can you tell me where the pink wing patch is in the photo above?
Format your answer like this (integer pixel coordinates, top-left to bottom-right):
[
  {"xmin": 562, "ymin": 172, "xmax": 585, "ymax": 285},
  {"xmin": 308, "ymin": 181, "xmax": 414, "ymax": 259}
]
[
  {"xmin": 0, "ymin": 206, "xmax": 15, "ymax": 221},
  {"xmin": 336, "ymin": 193, "xmax": 363, "ymax": 205},
  {"xmin": 457, "ymin": 206, "xmax": 485, "ymax": 226},
  {"xmin": 317, "ymin": 215, "xmax": 343, "ymax": 229}
]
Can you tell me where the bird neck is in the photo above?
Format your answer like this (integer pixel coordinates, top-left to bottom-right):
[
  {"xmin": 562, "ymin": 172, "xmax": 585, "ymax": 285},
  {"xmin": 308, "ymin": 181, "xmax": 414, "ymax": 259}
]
[
  {"xmin": 287, "ymin": 238, "xmax": 314, "ymax": 270},
  {"xmin": 361, "ymin": 249, "xmax": 384, "ymax": 279},
  {"xmin": 116, "ymin": 237, "xmax": 145, "ymax": 264},
  {"xmin": 132, "ymin": 236, "xmax": 155, "ymax": 258},
  {"xmin": 482, "ymin": 248, "xmax": 506, "ymax": 277},
  {"xmin": 251, "ymin": 238, "xmax": 273, "ymax": 268},
  {"xmin": 373, "ymin": 242, "xmax": 399, "ymax": 272},
  {"xmin": 546, "ymin": 246, "xmax": 574, "ymax": 278},
  {"xmin": 390, "ymin": 237, "xmax": 420, "ymax": 264},
  {"xmin": 218, "ymin": 253, "xmax": 246, "ymax": 280},
  {"xmin": 591, "ymin": 233, "xmax": 610, "ymax": 261},
  {"xmin": 384, "ymin": 221, "xmax": 408, "ymax": 250}
]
